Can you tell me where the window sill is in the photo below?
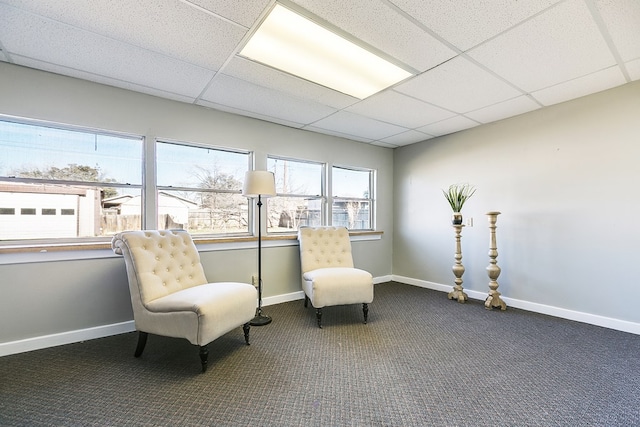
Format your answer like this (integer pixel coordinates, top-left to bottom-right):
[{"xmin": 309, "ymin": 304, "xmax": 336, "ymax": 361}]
[{"xmin": 0, "ymin": 230, "xmax": 383, "ymax": 264}]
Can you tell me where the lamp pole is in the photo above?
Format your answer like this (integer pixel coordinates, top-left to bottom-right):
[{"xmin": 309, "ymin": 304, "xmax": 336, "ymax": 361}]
[
  {"xmin": 251, "ymin": 194, "xmax": 272, "ymax": 325},
  {"xmin": 242, "ymin": 170, "xmax": 275, "ymax": 326}
]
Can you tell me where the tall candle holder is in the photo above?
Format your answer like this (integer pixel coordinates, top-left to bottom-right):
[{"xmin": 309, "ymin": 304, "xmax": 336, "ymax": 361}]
[
  {"xmin": 448, "ymin": 223, "xmax": 468, "ymax": 303},
  {"xmin": 485, "ymin": 211, "xmax": 507, "ymax": 311}
]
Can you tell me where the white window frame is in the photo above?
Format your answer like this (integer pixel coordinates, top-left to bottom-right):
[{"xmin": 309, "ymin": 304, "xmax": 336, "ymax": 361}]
[
  {"xmin": 266, "ymin": 155, "xmax": 326, "ymax": 234},
  {"xmin": 0, "ymin": 116, "xmax": 144, "ymax": 245}
]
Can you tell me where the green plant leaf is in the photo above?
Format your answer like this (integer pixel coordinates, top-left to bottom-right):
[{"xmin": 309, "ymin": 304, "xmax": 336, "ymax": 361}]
[{"xmin": 442, "ymin": 183, "xmax": 476, "ymax": 212}]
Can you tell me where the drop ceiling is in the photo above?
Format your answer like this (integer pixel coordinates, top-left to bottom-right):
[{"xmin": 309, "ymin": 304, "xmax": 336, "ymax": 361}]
[{"xmin": 1, "ymin": 0, "xmax": 638, "ymax": 148}]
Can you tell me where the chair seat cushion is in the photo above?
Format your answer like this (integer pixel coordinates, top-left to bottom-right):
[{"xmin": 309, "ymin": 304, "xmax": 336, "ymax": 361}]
[
  {"xmin": 145, "ymin": 281, "xmax": 257, "ymax": 345},
  {"xmin": 303, "ymin": 267, "xmax": 373, "ymax": 308}
]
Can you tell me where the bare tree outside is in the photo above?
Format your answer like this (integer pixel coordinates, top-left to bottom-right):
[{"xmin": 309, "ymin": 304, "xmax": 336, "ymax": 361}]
[
  {"xmin": 345, "ymin": 200, "xmax": 362, "ymax": 229},
  {"xmin": 196, "ymin": 165, "xmax": 245, "ymax": 233},
  {"xmin": 267, "ymin": 159, "xmax": 322, "ymax": 232}
]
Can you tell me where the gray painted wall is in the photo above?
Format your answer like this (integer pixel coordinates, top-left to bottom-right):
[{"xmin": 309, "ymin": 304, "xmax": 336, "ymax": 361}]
[
  {"xmin": 393, "ymin": 80, "xmax": 640, "ymax": 325},
  {"xmin": 2, "ymin": 62, "xmax": 639, "ymax": 352},
  {"xmin": 0, "ymin": 63, "xmax": 393, "ymax": 347}
]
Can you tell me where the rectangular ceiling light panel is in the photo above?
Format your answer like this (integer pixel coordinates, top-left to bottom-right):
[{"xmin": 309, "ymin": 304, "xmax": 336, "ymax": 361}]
[{"xmin": 240, "ymin": 4, "xmax": 413, "ymax": 99}]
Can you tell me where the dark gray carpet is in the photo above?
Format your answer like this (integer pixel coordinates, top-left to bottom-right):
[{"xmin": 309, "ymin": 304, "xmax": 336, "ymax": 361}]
[{"xmin": 1, "ymin": 282, "xmax": 639, "ymax": 426}]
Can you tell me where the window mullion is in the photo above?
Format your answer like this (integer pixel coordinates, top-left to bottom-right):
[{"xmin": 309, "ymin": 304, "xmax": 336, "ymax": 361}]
[
  {"xmin": 324, "ymin": 162, "xmax": 330, "ymax": 226},
  {"xmin": 144, "ymin": 136, "xmax": 157, "ymax": 230}
]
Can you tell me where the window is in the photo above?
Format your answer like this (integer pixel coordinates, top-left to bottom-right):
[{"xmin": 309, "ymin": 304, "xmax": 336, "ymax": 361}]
[
  {"xmin": 267, "ymin": 156, "xmax": 324, "ymax": 233},
  {"xmin": 156, "ymin": 140, "xmax": 250, "ymax": 236},
  {"xmin": 0, "ymin": 118, "xmax": 143, "ymax": 241},
  {"xmin": 0, "ymin": 116, "xmax": 378, "ymax": 247},
  {"xmin": 332, "ymin": 166, "xmax": 374, "ymax": 230}
]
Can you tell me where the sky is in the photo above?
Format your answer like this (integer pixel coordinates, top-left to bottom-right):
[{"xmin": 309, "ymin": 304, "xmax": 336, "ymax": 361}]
[{"xmin": 0, "ymin": 120, "xmax": 142, "ymax": 184}]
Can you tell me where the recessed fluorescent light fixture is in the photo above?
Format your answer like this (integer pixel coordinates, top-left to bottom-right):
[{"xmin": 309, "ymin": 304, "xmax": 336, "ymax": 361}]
[{"xmin": 239, "ymin": 3, "xmax": 414, "ymax": 99}]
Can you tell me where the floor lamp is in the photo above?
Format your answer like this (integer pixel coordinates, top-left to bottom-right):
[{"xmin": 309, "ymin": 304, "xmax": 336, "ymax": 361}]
[{"xmin": 243, "ymin": 170, "xmax": 276, "ymax": 326}]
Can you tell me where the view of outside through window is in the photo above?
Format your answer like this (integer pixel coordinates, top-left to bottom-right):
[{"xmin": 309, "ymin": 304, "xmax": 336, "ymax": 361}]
[
  {"xmin": 0, "ymin": 119, "xmax": 142, "ymax": 241},
  {"xmin": 267, "ymin": 156, "xmax": 324, "ymax": 233},
  {"xmin": 0, "ymin": 118, "xmax": 376, "ymax": 243},
  {"xmin": 332, "ymin": 166, "xmax": 373, "ymax": 230},
  {"xmin": 156, "ymin": 141, "xmax": 249, "ymax": 235}
]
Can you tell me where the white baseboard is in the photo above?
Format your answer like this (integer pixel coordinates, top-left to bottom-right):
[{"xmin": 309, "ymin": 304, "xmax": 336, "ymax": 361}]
[
  {"xmin": 0, "ymin": 321, "xmax": 135, "ymax": 357},
  {"xmin": 374, "ymin": 275, "xmax": 393, "ymax": 284},
  {"xmin": 392, "ymin": 275, "xmax": 640, "ymax": 335},
  {"xmin": 262, "ymin": 290, "xmax": 304, "ymax": 306},
  {"xmin": 10, "ymin": 274, "xmax": 633, "ymax": 358}
]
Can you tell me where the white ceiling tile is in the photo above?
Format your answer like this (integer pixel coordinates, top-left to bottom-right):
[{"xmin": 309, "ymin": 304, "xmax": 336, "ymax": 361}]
[
  {"xmin": 13, "ymin": 56, "xmax": 200, "ymax": 104},
  {"xmin": 311, "ymin": 111, "xmax": 409, "ymax": 140},
  {"xmin": 394, "ymin": 56, "xmax": 522, "ymax": 113},
  {"xmin": 291, "ymin": 0, "xmax": 456, "ymax": 71},
  {"xmin": 531, "ymin": 66, "xmax": 627, "ymax": 106},
  {"xmin": 187, "ymin": 0, "xmax": 270, "ymax": 28},
  {"xmin": 468, "ymin": 0, "xmax": 617, "ymax": 92},
  {"xmin": 1, "ymin": 0, "xmax": 246, "ymax": 70},
  {"xmin": 345, "ymin": 90, "xmax": 455, "ymax": 128},
  {"xmin": 595, "ymin": 0, "xmax": 640, "ymax": 62},
  {"xmin": 627, "ymin": 58, "xmax": 640, "ymax": 81},
  {"xmin": 303, "ymin": 125, "xmax": 374, "ymax": 143},
  {"xmin": 465, "ymin": 96, "xmax": 541, "ymax": 124},
  {"xmin": 222, "ymin": 57, "xmax": 359, "ymax": 109},
  {"xmin": 379, "ymin": 130, "xmax": 434, "ymax": 147},
  {"xmin": 416, "ymin": 115, "xmax": 479, "ymax": 136},
  {"xmin": 201, "ymin": 74, "xmax": 337, "ymax": 125},
  {"xmin": 198, "ymin": 100, "xmax": 307, "ymax": 129},
  {"xmin": 0, "ymin": 7, "xmax": 215, "ymax": 98},
  {"xmin": 389, "ymin": 0, "xmax": 561, "ymax": 50}
]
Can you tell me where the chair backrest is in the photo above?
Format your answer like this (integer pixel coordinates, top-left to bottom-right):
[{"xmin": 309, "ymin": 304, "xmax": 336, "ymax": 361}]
[
  {"xmin": 112, "ymin": 230, "xmax": 208, "ymax": 305},
  {"xmin": 298, "ymin": 226, "xmax": 355, "ymax": 273}
]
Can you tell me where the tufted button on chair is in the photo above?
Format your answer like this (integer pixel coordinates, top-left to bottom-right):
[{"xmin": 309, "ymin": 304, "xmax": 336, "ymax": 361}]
[
  {"xmin": 112, "ymin": 230, "xmax": 257, "ymax": 372},
  {"xmin": 297, "ymin": 226, "xmax": 373, "ymax": 328}
]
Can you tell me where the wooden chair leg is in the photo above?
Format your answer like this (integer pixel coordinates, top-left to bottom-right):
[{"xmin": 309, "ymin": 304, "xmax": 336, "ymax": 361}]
[
  {"xmin": 243, "ymin": 322, "xmax": 251, "ymax": 345},
  {"xmin": 304, "ymin": 295, "xmax": 309, "ymax": 308},
  {"xmin": 363, "ymin": 303, "xmax": 369, "ymax": 324},
  {"xmin": 134, "ymin": 331, "xmax": 148, "ymax": 357},
  {"xmin": 199, "ymin": 345, "xmax": 209, "ymax": 373},
  {"xmin": 316, "ymin": 308, "xmax": 323, "ymax": 329}
]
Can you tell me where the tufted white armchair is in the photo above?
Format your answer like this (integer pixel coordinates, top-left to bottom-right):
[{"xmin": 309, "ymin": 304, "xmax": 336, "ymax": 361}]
[
  {"xmin": 297, "ymin": 226, "xmax": 373, "ymax": 328},
  {"xmin": 111, "ymin": 230, "xmax": 257, "ymax": 372}
]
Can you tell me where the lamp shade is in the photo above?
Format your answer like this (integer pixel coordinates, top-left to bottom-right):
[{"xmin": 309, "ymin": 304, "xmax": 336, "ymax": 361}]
[{"xmin": 243, "ymin": 171, "xmax": 276, "ymax": 197}]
